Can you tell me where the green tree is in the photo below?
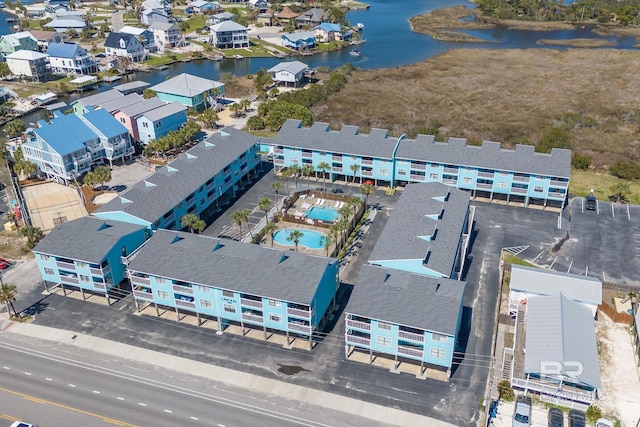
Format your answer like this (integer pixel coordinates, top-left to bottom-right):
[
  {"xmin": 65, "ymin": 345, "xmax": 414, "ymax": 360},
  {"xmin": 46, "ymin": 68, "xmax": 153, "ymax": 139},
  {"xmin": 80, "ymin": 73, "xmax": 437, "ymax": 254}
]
[
  {"xmin": 571, "ymin": 153, "xmax": 592, "ymax": 170},
  {"xmin": 286, "ymin": 229, "xmax": 303, "ymax": 251},
  {"xmin": 117, "ymin": 55, "xmax": 133, "ymax": 73},
  {"xmin": 317, "ymin": 161, "xmax": 330, "ymax": 194},
  {"xmin": 610, "ymin": 181, "xmax": 630, "ymax": 203},
  {"xmin": 585, "ymin": 405, "xmax": 602, "ymax": 424},
  {"xmin": 198, "ymin": 108, "xmax": 218, "ymax": 129},
  {"xmin": 80, "ymin": 27, "xmax": 92, "ymax": 39},
  {"xmin": 497, "ymin": 380, "xmax": 515, "ymax": 401},
  {"xmin": 230, "ymin": 102, "xmax": 243, "ymax": 117},
  {"xmin": 20, "ymin": 226, "xmax": 43, "ymax": 249},
  {"xmin": 536, "ymin": 126, "xmax": 571, "ymax": 153},
  {"xmin": 246, "ymin": 116, "xmax": 265, "ymax": 131},
  {"xmin": 240, "ymin": 98, "xmax": 251, "ymax": 112},
  {"xmin": 240, "ymin": 207, "xmax": 253, "ymax": 240},
  {"xmin": 5, "ymin": 119, "xmax": 26, "ymax": 138},
  {"xmin": 180, "ymin": 213, "xmax": 200, "ymax": 233},
  {"xmin": 347, "ymin": 195, "xmax": 361, "ymax": 228},
  {"xmin": 67, "ymin": 28, "xmax": 79, "ymax": 39},
  {"xmin": 262, "ymin": 222, "xmax": 278, "ymax": 247},
  {"xmin": 280, "ymin": 168, "xmax": 292, "ymax": 196},
  {"xmin": 142, "ymin": 89, "xmax": 157, "ymax": 99},
  {"xmin": 230, "ymin": 210, "xmax": 245, "ymax": 240},
  {"xmin": 0, "ymin": 62, "xmax": 11, "ymax": 79},
  {"xmin": 93, "ymin": 165, "xmax": 112, "ymax": 189},
  {"xmin": 258, "ymin": 197, "xmax": 272, "ymax": 224},
  {"xmin": 271, "ymin": 181, "xmax": 282, "ymax": 206},
  {"xmin": 319, "ymin": 233, "xmax": 333, "ymax": 256},
  {"xmin": 301, "ymin": 164, "xmax": 315, "ymax": 189},
  {"xmin": 360, "ymin": 183, "xmax": 375, "ymax": 207},
  {"xmin": 348, "ymin": 163, "xmax": 360, "ymax": 194},
  {"xmin": 289, "ymin": 164, "xmax": 300, "ymax": 188},
  {"xmin": 253, "ymin": 68, "xmax": 273, "ymax": 93},
  {"xmin": 609, "ymin": 160, "xmax": 640, "ymax": 180},
  {"xmin": 0, "ymin": 283, "xmax": 18, "ymax": 318},
  {"xmin": 13, "ymin": 159, "xmax": 38, "ymax": 179}
]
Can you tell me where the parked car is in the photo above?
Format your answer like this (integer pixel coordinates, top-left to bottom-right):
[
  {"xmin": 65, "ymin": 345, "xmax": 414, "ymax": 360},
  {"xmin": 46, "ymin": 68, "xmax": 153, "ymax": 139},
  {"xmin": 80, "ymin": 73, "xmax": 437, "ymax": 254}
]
[
  {"xmin": 512, "ymin": 395, "xmax": 532, "ymax": 427},
  {"xmin": 595, "ymin": 419, "xmax": 614, "ymax": 427},
  {"xmin": 0, "ymin": 257, "xmax": 11, "ymax": 269},
  {"xmin": 568, "ymin": 409, "xmax": 586, "ymax": 427},
  {"xmin": 10, "ymin": 422, "xmax": 40, "ymax": 427},
  {"xmin": 548, "ymin": 408, "xmax": 564, "ymax": 427},
  {"xmin": 585, "ymin": 194, "xmax": 597, "ymax": 211}
]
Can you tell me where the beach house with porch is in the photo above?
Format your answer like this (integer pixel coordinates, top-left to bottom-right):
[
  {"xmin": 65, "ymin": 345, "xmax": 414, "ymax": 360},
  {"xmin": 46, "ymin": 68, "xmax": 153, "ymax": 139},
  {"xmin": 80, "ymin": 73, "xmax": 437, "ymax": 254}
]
[
  {"xmin": 5, "ymin": 50, "xmax": 50, "ymax": 81},
  {"xmin": 150, "ymin": 73, "xmax": 224, "ymax": 112},
  {"xmin": 345, "ymin": 265, "xmax": 466, "ymax": 375},
  {"xmin": 0, "ymin": 31, "xmax": 38, "ymax": 57},
  {"xmin": 209, "ymin": 21, "xmax": 249, "ymax": 49},
  {"xmin": 126, "ymin": 229, "xmax": 339, "ymax": 349},
  {"xmin": 34, "ymin": 216, "xmax": 149, "ymax": 302},
  {"xmin": 135, "ymin": 102, "xmax": 188, "ymax": 144},
  {"xmin": 46, "ymin": 42, "xmax": 98, "ymax": 75},
  {"xmin": 281, "ymin": 31, "xmax": 316, "ymax": 50},
  {"xmin": 93, "ymin": 127, "xmax": 261, "ymax": 229},
  {"xmin": 267, "ymin": 60, "xmax": 309, "ymax": 87}
]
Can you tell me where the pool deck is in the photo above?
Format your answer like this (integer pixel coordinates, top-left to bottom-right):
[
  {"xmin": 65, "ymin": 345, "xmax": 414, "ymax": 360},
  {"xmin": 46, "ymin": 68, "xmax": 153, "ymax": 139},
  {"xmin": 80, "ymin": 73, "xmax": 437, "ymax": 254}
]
[{"xmin": 267, "ymin": 222, "xmax": 336, "ymax": 257}]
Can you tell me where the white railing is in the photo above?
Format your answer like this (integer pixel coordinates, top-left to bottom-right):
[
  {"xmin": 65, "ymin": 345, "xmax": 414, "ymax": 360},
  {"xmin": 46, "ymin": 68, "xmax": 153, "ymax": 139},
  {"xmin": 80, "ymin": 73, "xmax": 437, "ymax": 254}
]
[
  {"xmin": 287, "ymin": 307, "xmax": 311, "ymax": 318},
  {"xmin": 410, "ymin": 174, "xmax": 425, "ymax": 181},
  {"xmin": 397, "ymin": 345, "xmax": 423, "ymax": 358},
  {"xmin": 346, "ymin": 319, "xmax": 371, "ymax": 331},
  {"xmin": 130, "ymin": 276, "xmax": 150, "ymax": 286},
  {"xmin": 443, "ymin": 167, "xmax": 458, "ymax": 173},
  {"xmin": 288, "ymin": 322, "xmax": 312, "ymax": 334},
  {"xmin": 513, "ymin": 175, "xmax": 529, "ymax": 182},
  {"xmin": 510, "ymin": 377, "xmax": 596, "ymax": 404},
  {"xmin": 478, "ymin": 171, "xmax": 494, "ymax": 178},
  {"xmin": 477, "ymin": 183, "xmax": 493, "ymax": 189},
  {"xmin": 511, "ymin": 187, "xmax": 528, "ymax": 194},
  {"xmin": 346, "ymin": 335, "xmax": 370, "ymax": 346},
  {"xmin": 93, "ymin": 282, "xmax": 107, "ymax": 291},
  {"xmin": 172, "ymin": 284, "xmax": 194, "ymax": 295},
  {"xmin": 242, "ymin": 313, "xmax": 263, "ymax": 323},
  {"xmin": 240, "ymin": 298, "xmax": 263, "ymax": 309},
  {"xmin": 410, "ymin": 163, "xmax": 426, "ymax": 170},
  {"xmin": 56, "ymin": 261, "xmax": 75, "ymax": 270},
  {"xmin": 175, "ymin": 299, "xmax": 195, "ymax": 310},
  {"xmin": 398, "ymin": 330, "xmax": 425, "ymax": 342},
  {"xmin": 133, "ymin": 290, "xmax": 153, "ymax": 300},
  {"xmin": 60, "ymin": 276, "xmax": 78, "ymax": 285},
  {"xmin": 550, "ymin": 180, "xmax": 568, "ymax": 187}
]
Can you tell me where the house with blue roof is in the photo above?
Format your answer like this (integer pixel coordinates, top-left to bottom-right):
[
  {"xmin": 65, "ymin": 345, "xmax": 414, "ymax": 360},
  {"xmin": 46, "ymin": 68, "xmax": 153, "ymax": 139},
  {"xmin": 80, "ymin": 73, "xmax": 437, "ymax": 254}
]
[
  {"xmin": 136, "ymin": 102, "xmax": 188, "ymax": 144},
  {"xmin": 281, "ymin": 31, "xmax": 316, "ymax": 50},
  {"xmin": 345, "ymin": 265, "xmax": 466, "ymax": 375},
  {"xmin": 21, "ymin": 109, "xmax": 134, "ymax": 183},
  {"xmin": 46, "ymin": 42, "xmax": 97, "ymax": 75},
  {"xmin": 34, "ymin": 216, "xmax": 150, "ymax": 303},
  {"xmin": 314, "ymin": 23, "xmax": 351, "ymax": 43}
]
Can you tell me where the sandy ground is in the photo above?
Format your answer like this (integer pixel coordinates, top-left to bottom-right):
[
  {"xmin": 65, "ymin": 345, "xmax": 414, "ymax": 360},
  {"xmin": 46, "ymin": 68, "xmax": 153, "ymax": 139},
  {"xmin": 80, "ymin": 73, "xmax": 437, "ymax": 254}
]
[{"xmin": 22, "ymin": 182, "xmax": 88, "ymax": 233}]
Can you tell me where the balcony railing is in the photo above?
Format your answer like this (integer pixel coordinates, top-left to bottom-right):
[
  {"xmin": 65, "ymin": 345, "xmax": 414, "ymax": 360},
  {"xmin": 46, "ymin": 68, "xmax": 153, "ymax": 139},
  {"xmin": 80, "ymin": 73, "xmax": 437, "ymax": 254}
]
[
  {"xmin": 477, "ymin": 171, "xmax": 494, "ymax": 178},
  {"xmin": 510, "ymin": 377, "xmax": 596, "ymax": 404},
  {"xmin": 175, "ymin": 299, "xmax": 196, "ymax": 310},
  {"xmin": 443, "ymin": 167, "xmax": 458, "ymax": 174},
  {"xmin": 120, "ymin": 256, "xmax": 129, "ymax": 266},
  {"xmin": 57, "ymin": 261, "xmax": 75, "ymax": 270},
  {"xmin": 398, "ymin": 330, "xmax": 425, "ymax": 342},
  {"xmin": 511, "ymin": 187, "xmax": 528, "ymax": 194},
  {"xmin": 331, "ymin": 155, "xmax": 342, "ymax": 162},
  {"xmin": 410, "ymin": 174, "xmax": 425, "ymax": 181},
  {"xmin": 346, "ymin": 319, "xmax": 371, "ymax": 331},
  {"xmin": 550, "ymin": 180, "xmax": 568, "ymax": 187},
  {"xmin": 242, "ymin": 313, "xmax": 263, "ymax": 323},
  {"xmin": 443, "ymin": 179, "xmax": 457, "ymax": 185},
  {"xmin": 60, "ymin": 276, "xmax": 79, "ymax": 285},
  {"xmin": 362, "ymin": 159, "xmax": 373, "ymax": 166},
  {"xmin": 133, "ymin": 290, "xmax": 153, "ymax": 300},
  {"xmin": 274, "ymin": 148, "xmax": 284, "ymax": 154},
  {"xmin": 477, "ymin": 183, "xmax": 493, "ymax": 190},
  {"xmin": 346, "ymin": 335, "xmax": 370, "ymax": 346},
  {"xmin": 331, "ymin": 167, "xmax": 342, "ymax": 173},
  {"xmin": 302, "ymin": 152, "xmax": 313, "ymax": 158},
  {"xmin": 163, "ymin": 214, "xmax": 175, "ymax": 225},
  {"xmin": 361, "ymin": 170, "xmax": 373, "ymax": 177},
  {"xmin": 410, "ymin": 163, "xmax": 426, "ymax": 170},
  {"xmin": 288, "ymin": 322, "xmax": 312, "ymax": 334},
  {"xmin": 130, "ymin": 276, "xmax": 150, "ymax": 286},
  {"xmin": 274, "ymin": 158, "xmax": 285, "ymax": 165},
  {"xmin": 93, "ymin": 282, "xmax": 107, "ymax": 291},
  {"xmin": 398, "ymin": 345, "xmax": 424, "ymax": 358},
  {"xmin": 548, "ymin": 192, "xmax": 566, "ymax": 200},
  {"xmin": 172, "ymin": 284, "xmax": 194, "ymax": 295},
  {"xmin": 287, "ymin": 307, "xmax": 311, "ymax": 318},
  {"xmin": 513, "ymin": 175, "xmax": 530, "ymax": 182},
  {"xmin": 73, "ymin": 153, "xmax": 91, "ymax": 164},
  {"xmin": 241, "ymin": 298, "xmax": 263, "ymax": 309}
]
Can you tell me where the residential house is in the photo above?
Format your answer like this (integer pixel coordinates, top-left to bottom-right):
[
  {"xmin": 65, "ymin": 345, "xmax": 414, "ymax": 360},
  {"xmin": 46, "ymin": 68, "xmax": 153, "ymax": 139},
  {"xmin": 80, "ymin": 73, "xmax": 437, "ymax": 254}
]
[
  {"xmin": 281, "ymin": 31, "xmax": 316, "ymax": 50},
  {"xmin": 72, "ymin": 89, "xmax": 124, "ymax": 115},
  {"xmin": 21, "ymin": 109, "xmax": 134, "ymax": 183},
  {"xmin": 46, "ymin": 42, "xmax": 98, "ymax": 75},
  {"xmin": 509, "ymin": 293, "xmax": 601, "ymax": 406},
  {"xmin": 0, "ymin": 86, "xmax": 18, "ymax": 104},
  {"xmin": 267, "ymin": 60, "xmax": 308, "ymax": 87},
  {"xmin": 276, "ymin": 6, "xmax": 300, "ymax": 26},
  {"xmin": 113, "ymin": 97, "xmax": 166, "ymax": 141},
  {"xmin": 93, "ymin": 127, "xmax": 261, "ymax": 229},
  {"xmin": 98, "ymin": 93, "xmax": 145, "ymax": 115},
  {"xmin": 104, "ymin": 32, "xmax": 146, "ymax": 62},
  {"xmin": 368, "ymin": 183, "xmax": 472, "ymax": 279},
  {"xmin": 136, "ymin": 102, "xmax": 188, "ymax": 144},
  {"xmin": 33, "ymin": 216, "xmax": 149, "ymax": 301},
  {"xmin": 5, "ymin": 50, "xmax": 50, "ymax": 81},
  {"xmin": 28, "ymin": 30, "xmax": 68, "ymax": 50},
  {"xmin": 248, "ymin": 0, "xmax": 268, "ymax": 13},
  {"xmin": 113, "ymin": 80, "xmax": 151, "ymax": 95},
  {"xmin": 345, "ymin": 265, "xmax": 466, "ymax": 373},
  {"xmin": 294, "ymin": 8, "xmax": 327, "ymax": 28},
  {"xmin": 508, "ymin": 265, "xmax": 602, "ymax": 318},
  {"xmin": 150, "ymin": 73, "xmax": 224, "ymax": 112},
  {"xmin": 126, "ymin": 229, "xmax": 339, "ymax": 349},
  {"xmin": 189, "ymin": 0, "xmax": 220, "ymax": 14},
  {"xmin": 210, "ymin": 21, "xmax": 249, "ymax": 49},
  {"xmin": 119, "ymin": 26, "xmax": 156, "ymax": 53},
  {"xmin": 314, "ymin": 22, "xmax": 351, "ymax": 42},
  {"xmin": 256, "ymin": 13, "xmax": 275, "ymax": 27},
  {"xmin": 207, "ymin": 11, "xmax": 234, "ymax": 25},
  {"xmin": 270, "ymin": 119, "xmax": 571, "ymax": 208},
  {"xmin": 149, "ymin": 22, "xmax": 183, "ymax": 49},
  {"xmin": 0, "ymin": 31, "xmax": 38, "ymax": 57},
  {"xmin": 140, "ymin": 0, "xmax": 172, "ymax": 26},
  {"xmin": 44, "ymin": 16, "xmax": 88, "ymax": 33}
]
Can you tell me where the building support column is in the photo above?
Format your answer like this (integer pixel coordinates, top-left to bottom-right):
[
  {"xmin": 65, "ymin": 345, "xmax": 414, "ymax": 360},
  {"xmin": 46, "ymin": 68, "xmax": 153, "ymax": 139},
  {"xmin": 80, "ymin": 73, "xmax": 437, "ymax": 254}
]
[
  {"xmin": 80, "ymin": 287, "xmax": 85, "ymax": 300},
  {"xmin": 263, "ymin": 325, "xmax": 268, "ymax": 341},
  {"xmin": 105, "ymin": 292, "xmax": 110, "ymax": 306},
  {"xmin": 43, "ymin": 281, "xmax": 49, "ymax": 292},
  {"xmin": 154, "ymin": 302, "xmax": 160, "ymax": 317},
  {"xmin": 196, "ymin": 311, "xmax": 201, "ymax": 326},
  {"xmin": 216, "ymin": 315, "xmax": 223, "ymax": 333},
  {"xmin": 507, "ymin": 194, "xmax": 510, "ymax": 204},
  {"xmin": 134, "ymin": 298, "xmax": 140, "ymax": 312},
  {"xmin": 490, "ymin": 191, "xmax": 494, "ymax": 201},
  {"xmin": 241, "ymin": 320, "xmax": 246, "ymax": 336},
  {"xmin": 175, "ymin": 307, "xmax": 180, "ymax": 321},
  {"xmin": 525, "ymin": 196, "xmax": 530, "ymax": 207},
  {"xmin": 308, "ymin": 333, "xmax": 312, "ymax": 351},
  {"xmin": 61, "ymin": 283, "xmax": 67, "ymax": 296},
  {"xmin": 286, "ymin": 329, "xmax": 290, "ymax": 345},
  {"xmin": 369, "ymin": 348, "xmax": 373, "ymax": 364}
]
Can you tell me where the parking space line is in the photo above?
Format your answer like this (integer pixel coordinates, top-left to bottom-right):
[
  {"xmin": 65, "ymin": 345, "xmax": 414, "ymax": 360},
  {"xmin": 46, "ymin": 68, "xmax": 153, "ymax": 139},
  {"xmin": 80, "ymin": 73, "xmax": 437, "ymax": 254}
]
[
  {"xmin": 611, "ymin": 203, "xmax": 615, "ymax": 218},
  {"xmin": 627, "ymin": 204, "xmax": 631, "ymax": 220}
]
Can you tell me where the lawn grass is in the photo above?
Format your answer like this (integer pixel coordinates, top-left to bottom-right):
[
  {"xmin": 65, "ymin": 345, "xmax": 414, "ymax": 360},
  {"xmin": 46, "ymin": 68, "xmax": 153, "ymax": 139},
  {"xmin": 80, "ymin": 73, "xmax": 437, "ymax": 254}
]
[
  {"xmin": 502, "ymin": 253, "xmax": 535, "ymax": 267},
  {"xmin": 143, "ymin": 55, "xmax": 182, "ymax": 66},
  {"xmin": 313, "ymin": 49, "xmax": 640, "ymax": 172},
  {"xmin": 569, "ymin": 168, "xmax": 640, "ymax": 204},
  {"xmin": 186, "ymin": 15, "xmax": 206, "ymax": 31}
]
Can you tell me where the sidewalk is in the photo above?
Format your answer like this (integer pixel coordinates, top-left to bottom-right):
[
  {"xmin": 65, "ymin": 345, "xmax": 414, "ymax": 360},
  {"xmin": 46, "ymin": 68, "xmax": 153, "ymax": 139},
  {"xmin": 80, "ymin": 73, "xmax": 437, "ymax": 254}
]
[{"xmin": 1, "ymin": 321, "xmax": 451, "ymax": 427}]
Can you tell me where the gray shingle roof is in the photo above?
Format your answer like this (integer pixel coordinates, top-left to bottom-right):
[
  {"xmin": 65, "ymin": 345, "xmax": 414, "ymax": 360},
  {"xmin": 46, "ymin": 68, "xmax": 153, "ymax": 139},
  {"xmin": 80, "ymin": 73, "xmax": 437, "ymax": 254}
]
[
  {"xmin": 113, "ymin": 80, "xmax": 151, "ymax": 93},
  {"xmin": 346, "ymin": 265, "xmax": 465, "ymax": 336},
  {"xmin": 150, "ymin": 73, "xmax": 224, "ymax": 98},
  {"xmin": 141, "ymin": 101, "xmax": 186, "ymax": 122},
  {"xmin": 119, "ymin": 97, "xmax": 165, "ymax": 117},
  {"xmin": 267, "ymin": 61, "xmax": 308, "ymax": 75},
  {"xmin": 95, "ymin": 127, "xmax": 259, "ymax": 224},
  {"xmin": 127, "ymin": 229, "xmax": 337, "ymax": 304},
  {"xmin": 73, "ymin": 89, "xmax": 124, "ymax": 109},
  {"xmin": 525, "ymin": 293, "xmax": 602, "ymax": 389},
  {"xmin": 99, "ymin": 93, "xmax": 144, "ymax": 113},
  {"xmin": 33, "ymin": 216, "xmax": 145, "ymax": 263},
  {"xmin": 274, "ymin": 119, "xmax": 398, "ymax": 159},
  {"xmin": 369, "ymin": 183, "xmax": 469, "ymax": 278},
  {"xmin": 397, "ymin": 136, "xmax": 571, "ymax": 178},
  {"xmin": 510, "ymin": 265, "xmax": 602, "ymax": 307}
]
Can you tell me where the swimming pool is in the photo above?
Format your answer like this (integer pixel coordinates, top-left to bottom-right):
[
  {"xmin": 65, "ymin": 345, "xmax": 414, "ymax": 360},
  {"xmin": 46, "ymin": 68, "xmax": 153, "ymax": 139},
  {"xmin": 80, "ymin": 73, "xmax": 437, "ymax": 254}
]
[
  {"xmin": 273, "ymin": 228, "xmax": 327, "ymax": 250},
  {"xmin": 306, "ymin": 206, "xmax": 340, "ymax": 222}
]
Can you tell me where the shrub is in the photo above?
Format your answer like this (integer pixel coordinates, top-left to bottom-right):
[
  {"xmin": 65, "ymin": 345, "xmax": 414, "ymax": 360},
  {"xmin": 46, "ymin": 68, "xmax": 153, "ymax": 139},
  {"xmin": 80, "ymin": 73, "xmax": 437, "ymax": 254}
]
[
  {"xmin": 585, "ymin": 405, "xmax": 602, "ymax": 424},
  {"xmin": 572, "ymin": 153, "xmax": 592, "ymax": 170},
  {"xmin": 497, "ymin": 380, "xmax": 515, "ymax": 401},
  {"xmin": 609, "ymin": 160, "xmax": 640, "ymax": 180},
  {"xmin": 536, "ymin": 126, "xmax": 571, "ymax": 153}
]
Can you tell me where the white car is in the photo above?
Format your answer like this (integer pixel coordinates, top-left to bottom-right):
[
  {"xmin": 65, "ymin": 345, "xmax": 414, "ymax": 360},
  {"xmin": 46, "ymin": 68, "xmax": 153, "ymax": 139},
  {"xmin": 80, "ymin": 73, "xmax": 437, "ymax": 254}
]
[
  {"xmin": 595, "ymin": 419, "xmax": 614, "ymax": 427},
  {"xmin": 10, "ymin": 422, "xmax": 39, "ymax": 427}
]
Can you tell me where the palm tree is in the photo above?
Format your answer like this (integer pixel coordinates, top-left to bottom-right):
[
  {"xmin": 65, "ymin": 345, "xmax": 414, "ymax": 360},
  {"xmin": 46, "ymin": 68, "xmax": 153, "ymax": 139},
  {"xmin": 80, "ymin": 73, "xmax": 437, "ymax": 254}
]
[
  {"xmin": 348, "ymin": 164, "xmax": 360, "ymax": 195},
  {"xmin": 301, "ymin": 164, "xmax": 314, "ymax": 189},
  {"xmin": 317, "ymin": 161, "xmax": 330, "ymax": 194},
  {"xmin": 347, "ymin": 195, "xmax": 361, "ymax": 228},
  {"xmin": 289, "ymin": 164, "xmax": 300, "ymax": 189},
  {"xmin": 0, "ymin": 283, "xmax": 18, "ymax": 318},
  {"xmin": 230, "ymin": 210, "xmax": 245, "ymax": 240},
  {"xmin": 281, "ymin": 168, "xmax": 292, "ymax": 196},
  {"xmin": 20, "ymin": 226, "xmax": 43, "ymax": 249},
  {"xmin": 262, "ymin": 222, "xmax": 278, "ymax": 247},
  {"xmin": 360, "ymin": 183, "xmax": 375, "ymax": 207},
  {"xmin": 180, "ymin": 213, "xmax": 199, "ymax": 233},
  {"xmin": 271, "ymin": 181, "xmax": 282, "ymax": 207},
  {"xmin": 241, "ymin": 208, "xmax": 253, "ymax": 240},
  {"xmin": 286, "ymin": 229, "xmax": 304, "ymax": 251},
  {"xmin": 320, "ymin": 233, "xmax": 333, "ymax": 257},
  {"xmin": 240, "ymin": 98, "xmax": 251, "ymax": 112},
  {"xmin": 117, "ymin": 55, "xmax": 133, "ymax": 74},
  {"xmin": 193, "ymin": 219, "xmax": 206, "ymax": 234},
  {"xmin": 258, "ymin": 197, "xmax": 272, "ymax": 224},
  {"xmin": 230, "ymin": 103, "xmax": 242, "ymax": 117}
]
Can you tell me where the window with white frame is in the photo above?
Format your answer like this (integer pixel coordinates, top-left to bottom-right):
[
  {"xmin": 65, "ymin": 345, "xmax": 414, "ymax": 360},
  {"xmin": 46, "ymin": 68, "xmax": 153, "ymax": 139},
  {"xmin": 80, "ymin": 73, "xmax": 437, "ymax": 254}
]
[
  {"xmin": 222, "ymin": 290, "xmax": 234, "ymax": 298},
  {"xmin": 200, "ymin": 299, "xmax": 212, "ymax": 308},
  {"xmin": 269, "ymin": 314, "xmax": 281, "ymax": 322},
  {"xmin": 157, "ymin": 290, "xmax": 169, "ymax": 299},
  {"xmin": 463, "ymin": 177, "xmax": 473, "ymax": 184},
  {"xmin": 198, "ymin": 285, "xmax": 210, "ymax": 293},
  {"xmin": 223, "ymin": 304, "xmax": 235, "ymax": 313},
  {"xmin": 380, "ymin": 169, "xmax": 388, "ymax": 176},
  {"xmin": 534, "ymin": 186, "xmax": 544, "ymax": 193},
  {"xmin": 44, "ymin": 267, "xmax": 54, "ymax": 275},
  {"xmin": 430, "ymin": 348, "xmax": 446, "ymax": 358},
  {"xmin": 268, "ymin": 300, "xmax": 281, "ymax": 307},
  {"xmin": 155, "ymin": 277, "xmax": 166, "ymax": 284},
  {"xmin": 432, "ymin": 333, "xmax": 448, "ymax": 342},
  {"xmin": 497, "ymin": 182, "xmax": 507, "ymax": 188},
  {"xmin": 77, "ymin": 262, "xmax": 87, "ymax": 268},
  {"xmin": 79, "ymin": 275, "xmax": 90, "ymax": 282},
  {"xmin": 377, "ymin": 336, "xmax": 391, "ymax": 346},
  {"xmin": 40, "ymin": 254, "xmax": 51, "ymax": 261},
  {"xmin": 378, "ymin": 322, "xmax": 392, "ymax": 331},
  {"xmin": 430, "ymin": 173, "xmax": 439, "ymax": 180},
  {"xmin": 398, "ymin": 169, "xmax": 406, "ymax": 176}
]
